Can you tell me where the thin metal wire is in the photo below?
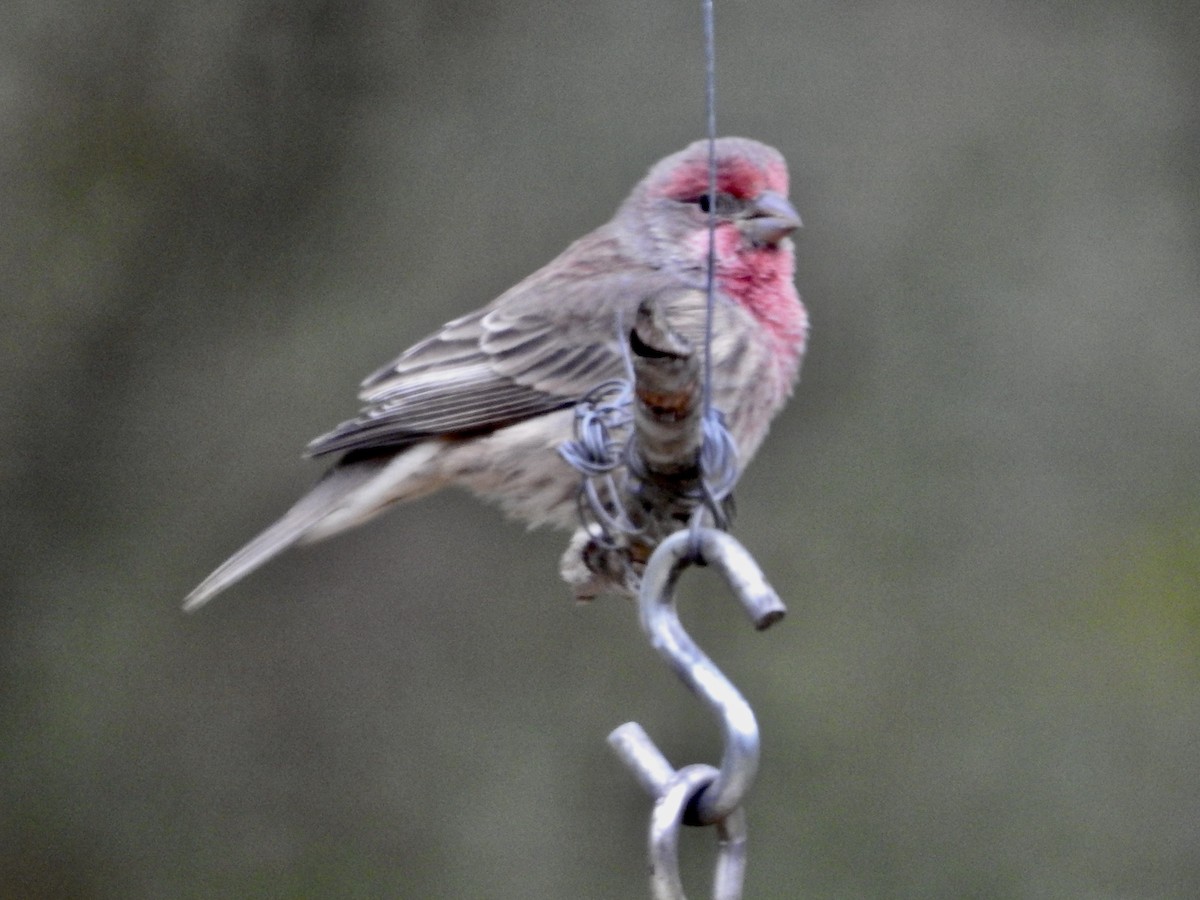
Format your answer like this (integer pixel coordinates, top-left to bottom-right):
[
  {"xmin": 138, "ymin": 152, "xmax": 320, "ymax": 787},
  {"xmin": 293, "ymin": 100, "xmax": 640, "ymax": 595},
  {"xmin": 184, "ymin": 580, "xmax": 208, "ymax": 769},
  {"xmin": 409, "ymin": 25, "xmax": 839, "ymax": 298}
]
[
  {"xmin": 561, "ymin": 2, "xmax": 737, "ymax": 545},
  {"xmin": 693, "ymin": 0, "xmax": 741, "ymax": 539},
  {"xmin": 701, "ymin": 0, "xmax": 718, "ymax": 416},
  {"xmin": 559, "ymin": 377, "xmax": 643, "ymax": 546}
]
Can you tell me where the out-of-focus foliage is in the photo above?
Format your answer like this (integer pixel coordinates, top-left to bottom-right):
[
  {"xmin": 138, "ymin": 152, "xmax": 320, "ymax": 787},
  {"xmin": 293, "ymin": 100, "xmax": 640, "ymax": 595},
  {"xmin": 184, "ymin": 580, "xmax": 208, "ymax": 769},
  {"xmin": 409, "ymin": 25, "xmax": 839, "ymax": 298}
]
[{"xmin": 2, "ymin": 1, "xmax": 1197, "ymax": 897}]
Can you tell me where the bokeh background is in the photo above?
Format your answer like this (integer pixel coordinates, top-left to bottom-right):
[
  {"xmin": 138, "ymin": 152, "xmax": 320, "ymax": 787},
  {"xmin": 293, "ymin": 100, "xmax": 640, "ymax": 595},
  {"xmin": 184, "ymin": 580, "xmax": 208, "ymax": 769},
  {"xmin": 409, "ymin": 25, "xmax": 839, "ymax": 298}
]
[{"xmin": 3, "ymin": 1, "xmax": 1198, "ymax": 897}]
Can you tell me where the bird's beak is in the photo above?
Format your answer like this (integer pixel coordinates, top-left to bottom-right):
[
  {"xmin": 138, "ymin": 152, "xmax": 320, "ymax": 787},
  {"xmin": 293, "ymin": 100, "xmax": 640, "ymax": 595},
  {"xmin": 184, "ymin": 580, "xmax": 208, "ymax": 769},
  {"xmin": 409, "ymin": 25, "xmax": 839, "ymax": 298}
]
[{"xmin": 742, "ymin": 190, "xmax": 802, "ymax": 246}]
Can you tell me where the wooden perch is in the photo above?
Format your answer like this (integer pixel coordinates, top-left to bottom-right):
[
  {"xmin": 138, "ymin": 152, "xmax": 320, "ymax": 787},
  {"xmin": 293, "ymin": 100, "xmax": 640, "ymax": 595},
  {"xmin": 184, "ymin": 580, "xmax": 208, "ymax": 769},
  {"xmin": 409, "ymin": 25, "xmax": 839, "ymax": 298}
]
[
  {"xmin": 628, "ymin": 299, "xmax": 705, "ymax": 478},
  {"xmin": 561, "ymin": 297, "xmax": 731, "ymax": 600}
]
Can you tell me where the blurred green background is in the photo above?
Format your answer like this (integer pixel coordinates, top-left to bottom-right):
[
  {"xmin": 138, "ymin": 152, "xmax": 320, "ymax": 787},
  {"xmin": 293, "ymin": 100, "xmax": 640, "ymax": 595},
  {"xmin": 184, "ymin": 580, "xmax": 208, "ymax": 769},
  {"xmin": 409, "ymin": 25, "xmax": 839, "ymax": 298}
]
[{"xmin": 3, "ymin": 1, "xmax": 1197, "ymax": 897}]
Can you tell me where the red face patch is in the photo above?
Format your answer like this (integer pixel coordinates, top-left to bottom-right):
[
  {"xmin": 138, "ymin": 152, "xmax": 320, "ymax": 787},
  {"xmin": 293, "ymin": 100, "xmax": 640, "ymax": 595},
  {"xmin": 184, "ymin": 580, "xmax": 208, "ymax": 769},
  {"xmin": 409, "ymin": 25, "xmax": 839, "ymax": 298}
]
[{"xmin": 657, "ymin": 153, "xmax": 788, "ymax": 202}]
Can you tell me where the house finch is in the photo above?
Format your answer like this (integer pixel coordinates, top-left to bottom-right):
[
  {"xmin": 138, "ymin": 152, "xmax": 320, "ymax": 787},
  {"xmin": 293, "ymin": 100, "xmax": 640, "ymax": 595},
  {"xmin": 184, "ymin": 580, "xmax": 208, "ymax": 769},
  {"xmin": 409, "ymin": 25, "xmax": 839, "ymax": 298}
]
[{"xmin": 184, "ymin": 137, "xmax": 807, "ymax": 611}]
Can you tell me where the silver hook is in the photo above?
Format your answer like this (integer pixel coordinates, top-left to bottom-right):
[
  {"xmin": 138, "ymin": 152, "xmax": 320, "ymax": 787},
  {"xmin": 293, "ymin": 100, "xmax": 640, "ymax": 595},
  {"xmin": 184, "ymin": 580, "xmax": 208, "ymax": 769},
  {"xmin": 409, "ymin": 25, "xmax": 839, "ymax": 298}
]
[
  {"xmin": 637, "ymin": 528, "xmax": 785, "ymax": 824},
  {"xmin": 608, "ymin": 527, "xmax": 785, "ymax": 899}
]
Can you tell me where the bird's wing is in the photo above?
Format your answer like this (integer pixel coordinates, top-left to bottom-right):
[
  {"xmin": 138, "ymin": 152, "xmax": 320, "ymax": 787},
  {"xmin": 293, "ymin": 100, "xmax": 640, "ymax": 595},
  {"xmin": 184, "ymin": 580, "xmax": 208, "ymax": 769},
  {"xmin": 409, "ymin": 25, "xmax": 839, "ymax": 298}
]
[{"xmin": 306, "ymin": 265, "xmax": 699, "ymax": 458}]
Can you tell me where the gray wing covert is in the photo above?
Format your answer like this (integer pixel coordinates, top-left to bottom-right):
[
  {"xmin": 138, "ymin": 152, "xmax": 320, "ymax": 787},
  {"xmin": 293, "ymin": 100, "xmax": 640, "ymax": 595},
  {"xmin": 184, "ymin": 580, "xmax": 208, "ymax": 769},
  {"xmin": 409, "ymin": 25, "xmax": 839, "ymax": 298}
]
[{"xmin": 305, "ymin": 305, "xmax": 629, "ymax": 457}]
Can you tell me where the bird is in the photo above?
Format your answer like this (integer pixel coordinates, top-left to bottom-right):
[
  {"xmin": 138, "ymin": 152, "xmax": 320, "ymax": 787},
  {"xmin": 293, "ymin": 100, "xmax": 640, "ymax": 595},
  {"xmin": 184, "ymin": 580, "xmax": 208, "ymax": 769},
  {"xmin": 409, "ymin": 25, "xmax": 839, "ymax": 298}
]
[{"xmin": 184, "ymin": 137, "xmax": 807, "ymax": 611}]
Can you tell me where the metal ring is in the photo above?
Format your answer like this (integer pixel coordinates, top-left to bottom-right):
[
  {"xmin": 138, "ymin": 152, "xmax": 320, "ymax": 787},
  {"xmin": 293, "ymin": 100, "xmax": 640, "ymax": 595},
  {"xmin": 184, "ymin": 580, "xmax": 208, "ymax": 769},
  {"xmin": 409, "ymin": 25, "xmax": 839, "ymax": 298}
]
[{"xmin": 649, "ymin": 764, "xmax": 749, "ymax": 900}]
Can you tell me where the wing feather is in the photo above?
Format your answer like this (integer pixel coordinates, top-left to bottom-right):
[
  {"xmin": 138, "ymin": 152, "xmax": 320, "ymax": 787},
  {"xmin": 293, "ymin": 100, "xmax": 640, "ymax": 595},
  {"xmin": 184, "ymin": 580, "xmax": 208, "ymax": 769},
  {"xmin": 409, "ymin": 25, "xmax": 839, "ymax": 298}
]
[{"xmin": 306, "ymin": 235, "xmax": 711, "ymax": 458}]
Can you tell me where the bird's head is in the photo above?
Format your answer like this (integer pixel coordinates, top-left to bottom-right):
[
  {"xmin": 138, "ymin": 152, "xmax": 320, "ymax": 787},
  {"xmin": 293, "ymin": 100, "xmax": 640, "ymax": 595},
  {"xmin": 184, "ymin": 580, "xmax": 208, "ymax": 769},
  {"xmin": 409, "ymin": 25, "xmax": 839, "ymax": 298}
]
[{"xmin": 624, "ymin": 137, "xmax": 801, "ymax": 267}]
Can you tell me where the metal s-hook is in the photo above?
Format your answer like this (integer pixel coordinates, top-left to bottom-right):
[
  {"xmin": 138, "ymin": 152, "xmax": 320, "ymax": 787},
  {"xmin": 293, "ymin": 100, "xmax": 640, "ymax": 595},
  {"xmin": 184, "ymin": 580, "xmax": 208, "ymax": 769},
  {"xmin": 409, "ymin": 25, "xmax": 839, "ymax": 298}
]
[
  {"xmin": 608, "ymin": 527, "xmax": 785, "ymax": 899},
  {"xmin": 640, "ymin": 528, "xmax": 785, "ymax": 824}
]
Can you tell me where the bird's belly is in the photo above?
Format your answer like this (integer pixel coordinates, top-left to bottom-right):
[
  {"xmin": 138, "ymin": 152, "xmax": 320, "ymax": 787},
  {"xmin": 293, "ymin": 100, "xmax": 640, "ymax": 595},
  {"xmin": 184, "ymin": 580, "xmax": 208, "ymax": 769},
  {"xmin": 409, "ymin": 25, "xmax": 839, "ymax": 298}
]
[{"xmin": 435, "ymin": 409, "xmax": 584, "ymax": 529}]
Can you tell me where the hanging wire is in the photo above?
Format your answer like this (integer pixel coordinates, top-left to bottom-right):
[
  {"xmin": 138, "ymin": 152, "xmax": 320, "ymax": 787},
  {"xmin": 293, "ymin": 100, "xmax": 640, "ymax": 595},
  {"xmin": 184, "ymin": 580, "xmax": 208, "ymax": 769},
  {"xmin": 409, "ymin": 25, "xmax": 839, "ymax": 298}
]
[
  {"xmin": 691, "ymin": 0, "xmax": 742, "ymax": 542},
  {"xmin": 701, "ymin": 0, "xmax": 719, "ymax": 417},
  {"xmin": 560, "ymin": 0, "xmax": 737, "ymax": 544}
]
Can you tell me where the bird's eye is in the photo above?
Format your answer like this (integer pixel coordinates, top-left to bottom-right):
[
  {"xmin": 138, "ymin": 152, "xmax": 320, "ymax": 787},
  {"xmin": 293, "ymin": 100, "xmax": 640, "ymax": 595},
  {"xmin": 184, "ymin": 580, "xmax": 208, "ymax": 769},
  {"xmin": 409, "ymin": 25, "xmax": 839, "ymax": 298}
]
[{"xmin": 692, "ymin": 192, "xmax": 741, "ymax": 216}]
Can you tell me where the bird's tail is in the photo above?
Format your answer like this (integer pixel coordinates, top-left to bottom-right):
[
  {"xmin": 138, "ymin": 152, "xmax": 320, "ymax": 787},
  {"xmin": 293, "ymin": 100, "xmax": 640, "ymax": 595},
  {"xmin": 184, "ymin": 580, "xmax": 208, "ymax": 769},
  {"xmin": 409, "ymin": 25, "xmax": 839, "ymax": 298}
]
[{"xmin": 183, "ymin": 458, "xmax": 390, "ymax": 612}]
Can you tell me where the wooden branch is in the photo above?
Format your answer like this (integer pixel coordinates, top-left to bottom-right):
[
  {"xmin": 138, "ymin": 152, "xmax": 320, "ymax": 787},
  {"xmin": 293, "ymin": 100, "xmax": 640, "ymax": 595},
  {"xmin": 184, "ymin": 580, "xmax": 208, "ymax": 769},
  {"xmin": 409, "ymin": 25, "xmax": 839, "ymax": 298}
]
[
  {"xmin": 628, "ymin": 299, "xmax": 704, "ymax": 479},
  {"xmin": 560, "ymin": 297, "xmax": 730, "ymax": 600}
]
